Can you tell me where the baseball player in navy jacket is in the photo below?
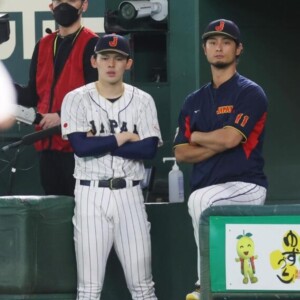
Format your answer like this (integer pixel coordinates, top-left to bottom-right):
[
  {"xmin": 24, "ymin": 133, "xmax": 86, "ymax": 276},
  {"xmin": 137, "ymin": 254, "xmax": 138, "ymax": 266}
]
[{"xmin": 173, "ymin": 19, "xmax": 268, "ymax": 300}]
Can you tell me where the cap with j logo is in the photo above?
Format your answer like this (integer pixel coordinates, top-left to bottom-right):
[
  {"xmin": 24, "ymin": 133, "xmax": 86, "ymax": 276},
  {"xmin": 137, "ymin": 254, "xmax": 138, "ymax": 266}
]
[
  {"xmin": 202, "ymin": 19, "xmax": 241, "ymax": 43},
  {"xmin": 94, "ymin": 33, "xmax": 131, "ymax": 57}
]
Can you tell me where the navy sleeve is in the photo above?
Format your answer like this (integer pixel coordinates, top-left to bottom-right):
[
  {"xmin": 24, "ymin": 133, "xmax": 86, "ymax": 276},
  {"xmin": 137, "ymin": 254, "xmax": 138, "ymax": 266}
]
[
  {"xmin": 68, "ymin": 132, "xmax": 118, "ymax": 157},
  {"xmin": 224, "ymin": 85, "xmax": 268, "ymax": 138},
  {"xmin": 174, "ymin": 96, "xmax": 191, "ymax": 147},
  {"xmin": 112, "ymin": 137, "xmax": 159, "ymax": 160}
]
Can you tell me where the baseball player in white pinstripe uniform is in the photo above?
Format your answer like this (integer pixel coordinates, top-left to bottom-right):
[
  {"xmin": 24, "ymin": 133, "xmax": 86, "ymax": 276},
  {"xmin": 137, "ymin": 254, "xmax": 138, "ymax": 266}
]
[{"xmin": 61, "ymin": 33, "xmax": 162, "ymax": 300}]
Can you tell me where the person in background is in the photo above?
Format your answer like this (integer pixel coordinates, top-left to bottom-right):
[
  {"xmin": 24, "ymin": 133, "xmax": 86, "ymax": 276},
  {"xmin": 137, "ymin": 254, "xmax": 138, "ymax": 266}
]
[
  {"xmin": 14, "ymin": 0, "xmax": 98, "ymax": 196},
  {"xmin": 61, "ymin": 33, "xmax": 162, "ymax": 300},
  {"xmin": 173, "ymin": 19, "xmax": 268, "ymax": 300}
]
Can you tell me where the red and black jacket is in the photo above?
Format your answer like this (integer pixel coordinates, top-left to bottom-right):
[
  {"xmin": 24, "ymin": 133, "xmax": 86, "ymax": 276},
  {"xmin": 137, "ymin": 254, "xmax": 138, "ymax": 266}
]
[{"xmin": 17, "ymin": 27, "xmax": 98, "ymax": 152}]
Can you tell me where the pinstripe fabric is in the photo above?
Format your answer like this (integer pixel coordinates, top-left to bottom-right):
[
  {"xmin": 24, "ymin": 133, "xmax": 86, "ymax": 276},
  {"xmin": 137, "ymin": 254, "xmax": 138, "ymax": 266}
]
[
  {"xmin": 74, "ymin": 181, "xmax": 157, "ymax": 300},
  {"xmin": 187, "ymin": 181, "xmax": 266, "ymax": 286},
  {"xmin": 61, "ymin": 82, "xmax": 162, "ymax": 181},
  {"xmin": 61, "ymin": 80, "xmax": 161, "ymax": 299}
]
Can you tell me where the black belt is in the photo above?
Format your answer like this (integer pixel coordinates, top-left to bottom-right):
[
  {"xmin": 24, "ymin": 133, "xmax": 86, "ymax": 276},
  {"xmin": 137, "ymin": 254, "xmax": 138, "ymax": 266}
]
[{"xmin": 79, "ymin": 178, "xmax": 140, "ymax": 190}]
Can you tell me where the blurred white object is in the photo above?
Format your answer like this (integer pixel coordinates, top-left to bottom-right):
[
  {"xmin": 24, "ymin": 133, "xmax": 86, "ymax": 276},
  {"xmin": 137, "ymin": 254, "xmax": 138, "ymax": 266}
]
[{"xmin": 0, "ymin": 61, "xmax": 16, "ymax": 128}]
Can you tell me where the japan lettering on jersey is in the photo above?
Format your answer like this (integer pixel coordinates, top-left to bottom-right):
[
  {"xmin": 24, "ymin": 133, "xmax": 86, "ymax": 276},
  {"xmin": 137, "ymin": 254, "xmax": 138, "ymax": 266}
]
[{"xmin": 61, "ymin": 82, "xmax": 162, "ymax": 181}]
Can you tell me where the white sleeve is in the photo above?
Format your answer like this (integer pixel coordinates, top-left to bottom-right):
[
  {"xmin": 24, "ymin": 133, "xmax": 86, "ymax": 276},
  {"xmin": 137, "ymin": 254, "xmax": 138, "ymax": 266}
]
[
  {"xmin": 61, "ymin": 89, "xmax": 90, "ymax": 140},
  {"xmin": 138, "ymin": 93, "xmax": 163, "ymax": 146}
]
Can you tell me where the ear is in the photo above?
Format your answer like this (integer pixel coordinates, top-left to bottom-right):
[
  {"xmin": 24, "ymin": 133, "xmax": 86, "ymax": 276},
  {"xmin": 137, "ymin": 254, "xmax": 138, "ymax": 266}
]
[
  {"xmin": 49, "ymin": 3, "xmax": 54, "ymax": 12},
  {"xmin": 82, "ymin": 0, "xmax": 88, "ymax": 12},
  {"xmin": 90, "ymin": 55, "xmax": 97, "ymax": 69},
  {"xmin": 202, "ymin": 44, "xmax": 207, "ymax": 56},
  {"xmin": 125, "ymin": 58, "xmax": 133, "ymax": 70},
  {"xmin": 236, "ymin": 42, "xmax": 243, "ymax": 56}
]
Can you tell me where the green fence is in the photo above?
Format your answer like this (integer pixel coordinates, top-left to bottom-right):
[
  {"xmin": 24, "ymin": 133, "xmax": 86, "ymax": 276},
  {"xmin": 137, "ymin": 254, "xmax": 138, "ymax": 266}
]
[{"xmin": 0, "ymin": 196, "xmax": 196, "ymax": 300}]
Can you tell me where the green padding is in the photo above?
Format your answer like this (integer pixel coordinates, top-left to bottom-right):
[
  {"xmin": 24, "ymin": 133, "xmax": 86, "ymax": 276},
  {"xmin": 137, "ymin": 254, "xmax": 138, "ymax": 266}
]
[
  {"xmin": 34, "ymin": 198, "xmax": 77, "ymax": 293},
  {"xmin": 0, "ymin": 295, "xmax": 76, "ymax": 300},
  {"xmin": 0, "ymin": 196, "xmax": 76, "ymax": 294},
  {"xmin": 0, "ymin": 198, "xmax": 197, "ymax": 299},
  {"xmin": 199, "ymin": 205, "xmax": 300, "ymax": 300},
  {"xmin": 0, "ymin": 197, "xmax": 34, "ymax": 293}
]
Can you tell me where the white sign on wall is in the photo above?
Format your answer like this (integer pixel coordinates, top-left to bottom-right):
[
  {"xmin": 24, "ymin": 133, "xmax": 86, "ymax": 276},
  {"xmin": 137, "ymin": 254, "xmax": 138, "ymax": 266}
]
[
  {"xmin": 0, "ymin": 0, "xmax": 104, "ymax": 60},
  {"xmin": 225, "ymin": 224, "xmax": 300, "ymax": 291}
]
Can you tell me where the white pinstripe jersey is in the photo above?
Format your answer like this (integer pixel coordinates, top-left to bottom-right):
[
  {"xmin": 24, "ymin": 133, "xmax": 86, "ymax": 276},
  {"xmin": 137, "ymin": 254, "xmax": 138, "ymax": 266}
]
[{"xmin": 61, "ymin": 82, "xmax": 162, "ymax": 181}]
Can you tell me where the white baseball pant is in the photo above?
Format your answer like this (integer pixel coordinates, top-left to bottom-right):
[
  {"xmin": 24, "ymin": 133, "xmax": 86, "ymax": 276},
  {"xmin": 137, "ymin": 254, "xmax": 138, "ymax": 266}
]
[{"xmin": 74, "ymin": 181, "xmax": 157, "ymax": 300}]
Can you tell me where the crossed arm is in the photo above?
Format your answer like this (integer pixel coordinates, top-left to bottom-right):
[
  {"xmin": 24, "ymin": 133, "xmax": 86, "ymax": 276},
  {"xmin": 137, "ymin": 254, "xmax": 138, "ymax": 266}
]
[
  {"xmin": 175, "ymin": 127, "xmax": 243, "ymax": 164},
  {"xmin": 68, "ymin": 131, "xmax": 158, "ymax": 160}
]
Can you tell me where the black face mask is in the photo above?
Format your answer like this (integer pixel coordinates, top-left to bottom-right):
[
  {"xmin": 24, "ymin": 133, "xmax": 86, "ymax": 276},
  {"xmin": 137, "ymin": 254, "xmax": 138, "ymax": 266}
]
[{"xmin": 53, "ymin": 3, "xmax": 81, "ymax": 27}]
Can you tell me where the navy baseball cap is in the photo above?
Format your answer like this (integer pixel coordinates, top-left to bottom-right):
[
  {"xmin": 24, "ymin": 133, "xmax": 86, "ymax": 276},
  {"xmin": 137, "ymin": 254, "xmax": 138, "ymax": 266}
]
[
  {"xmin": 202, "ymin": 19, "xmax": 241, "ymax": 43},
  {"xmin": 94, "ymin": 34, "xmax": 130, "ymax": 57}
]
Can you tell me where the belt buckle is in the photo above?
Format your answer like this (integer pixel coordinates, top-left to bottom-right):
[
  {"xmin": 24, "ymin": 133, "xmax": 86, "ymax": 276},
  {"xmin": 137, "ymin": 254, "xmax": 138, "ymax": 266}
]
[{"xmin": 109, "ymin": 178, "xmax": 126, "ymax": 190}]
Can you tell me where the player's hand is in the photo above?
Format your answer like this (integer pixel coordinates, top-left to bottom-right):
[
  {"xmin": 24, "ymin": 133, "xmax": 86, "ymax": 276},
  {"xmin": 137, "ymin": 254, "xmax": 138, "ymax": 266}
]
[
  {"xmin": 127, "ymin": 132, "xmax": 140, "ymax": 142},
  {"xmin": 39, "ymin": 113, "xmax": 60, "ymax": 129},
  {"xmin": 86, "ymin": 131, "xmax": 95, "ymax": 137},
  {"xmin": 115, "ymin": 132, "xmax": 140, "ymax": 146},
  {"xmin": 190, "ymin": 131, "xmax": 202, "ymax": 145}
]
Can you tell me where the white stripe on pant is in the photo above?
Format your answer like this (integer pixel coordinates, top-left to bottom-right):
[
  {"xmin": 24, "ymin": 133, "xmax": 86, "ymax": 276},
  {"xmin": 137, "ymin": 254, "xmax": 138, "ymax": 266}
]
[{"xmin": 74, "ymin": 181, "xmax": 157, "ymax": 300}]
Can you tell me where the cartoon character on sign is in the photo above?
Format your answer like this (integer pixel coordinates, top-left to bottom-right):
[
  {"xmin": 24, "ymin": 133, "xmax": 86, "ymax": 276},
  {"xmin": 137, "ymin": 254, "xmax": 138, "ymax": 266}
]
[{"xmin": 235, "ymin": 231, "xmax": 258, "ymax": 284}]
